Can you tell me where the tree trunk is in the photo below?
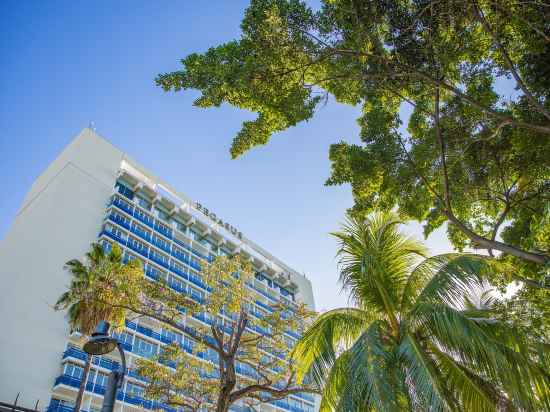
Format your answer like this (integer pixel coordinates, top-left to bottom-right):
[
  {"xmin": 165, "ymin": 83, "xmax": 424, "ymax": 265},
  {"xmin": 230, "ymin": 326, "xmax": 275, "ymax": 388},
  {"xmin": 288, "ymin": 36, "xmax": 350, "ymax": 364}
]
[
  {"xmin": 74, "ymin": 355, "xmax": 92, "ymax": 412},
  {"xmin": 216, "ymin": 357, "xmax": 236, "ymax": 412}
]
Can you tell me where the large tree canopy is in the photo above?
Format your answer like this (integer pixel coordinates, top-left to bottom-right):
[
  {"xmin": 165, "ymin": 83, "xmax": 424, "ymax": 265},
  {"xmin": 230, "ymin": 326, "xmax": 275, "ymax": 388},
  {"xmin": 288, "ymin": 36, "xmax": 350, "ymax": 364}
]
[{"xmin": 156, "ymin": 0, "xmax": 550, "ymax": 290}]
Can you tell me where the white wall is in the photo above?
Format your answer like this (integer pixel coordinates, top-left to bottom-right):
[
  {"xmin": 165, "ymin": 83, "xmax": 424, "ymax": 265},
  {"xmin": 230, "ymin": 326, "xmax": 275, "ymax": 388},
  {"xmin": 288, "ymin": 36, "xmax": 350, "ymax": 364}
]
[{"xmin": 0, "ymin": 128, "xmax": 123, "ymax": 409}]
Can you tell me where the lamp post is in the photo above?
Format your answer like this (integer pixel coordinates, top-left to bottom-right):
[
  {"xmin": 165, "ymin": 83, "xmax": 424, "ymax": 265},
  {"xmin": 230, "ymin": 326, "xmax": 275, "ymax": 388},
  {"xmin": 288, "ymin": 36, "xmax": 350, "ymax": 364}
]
[{"xmin": 83, "ymin": 321, "xmax": 126, "ymax": 412}]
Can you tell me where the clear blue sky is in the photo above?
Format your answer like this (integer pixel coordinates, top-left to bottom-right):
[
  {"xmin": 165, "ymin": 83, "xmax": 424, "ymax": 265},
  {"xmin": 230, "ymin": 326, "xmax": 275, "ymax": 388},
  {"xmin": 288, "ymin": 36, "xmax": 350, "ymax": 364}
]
[{"xmin": 0, "ymin": 0, "xmax": 454, "ymax": 311}]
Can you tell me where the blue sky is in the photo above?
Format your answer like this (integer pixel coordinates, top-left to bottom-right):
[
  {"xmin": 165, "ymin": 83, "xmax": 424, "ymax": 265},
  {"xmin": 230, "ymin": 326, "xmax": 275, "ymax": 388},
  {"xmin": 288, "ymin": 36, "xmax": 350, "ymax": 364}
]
[{"xmin": 0, "ymin": 0, "xmax": 454, "ymax": 310}]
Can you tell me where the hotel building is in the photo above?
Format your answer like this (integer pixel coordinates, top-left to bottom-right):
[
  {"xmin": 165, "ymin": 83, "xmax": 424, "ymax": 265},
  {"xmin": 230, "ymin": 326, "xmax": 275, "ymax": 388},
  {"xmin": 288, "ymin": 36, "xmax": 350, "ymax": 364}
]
[{"xmin": 0, "ymin": 128, "xmax": 318, "ymax": 412}]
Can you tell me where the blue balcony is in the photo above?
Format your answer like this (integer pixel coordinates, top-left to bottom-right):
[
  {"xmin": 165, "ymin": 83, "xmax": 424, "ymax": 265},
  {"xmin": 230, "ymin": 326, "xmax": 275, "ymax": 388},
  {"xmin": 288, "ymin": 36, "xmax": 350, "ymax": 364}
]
[
  {"xmin": 130, "ymin": 224, "xmax": 151, "ymax": 243},
  {"xmin": 249, "ymin": 283, "xmax": 278, "ymax": 302},
  {"xmin": 154, "ymin": 222, "xmax": 173, "ymax": 239},
  {"xmin": 145, "ymin": 266, "xmax": 161, "ymax": 281},
  {"xmin": 133, "ymin": 210, "xmax": 155, "ymax": 229},
  {"xmin": 169, "ymin": 263, "xmax": 187, "ymax": 279},
  {"xmin": 112, "ymin": 196, "xmax": 134, "ymax": 215},
  {"xmin": 125, "ymin": 320, "xmax": 163, "ymax": 342},
  {"xmin": 63, "ymin": 346, "xmax": 125, "ymax": 375},
  {"xmin": 149, "ymin": 253, "xmax": 170, "ymax": 271},
  {"xmin": 171, "ymin": 248, "xmax": 190, "ymax": 265},
  {"xmin": 151, "ymin": 237, "xmax": 171, "ymax": 254},
  {"xmin": 187, "ymin": 272, "xmax": 209, "ymax": 291},
  {"xmin": 46, "ymin": 399, "xmax": 75, "ymax": 412},
  {"xmin": 173, "ymin": 237, "xmax": 208, "ymax": 264},
  {"xmin": 255, "ymin": 300, "xmax": 273, "ymax": 313},
  {"xmin": 53, "ymin": 374, "xmax": 160, "ymax": 410},
  {"xmin": 108, "ymin": 213, "xmax": 131, "ymax": 230},
  {"xmin": 100, "ymin": 230, "xmax": 127, "ymax": 246},
  {"xmin": 126, "ymin": 240, "xmax": 149, "ymax": 259}
]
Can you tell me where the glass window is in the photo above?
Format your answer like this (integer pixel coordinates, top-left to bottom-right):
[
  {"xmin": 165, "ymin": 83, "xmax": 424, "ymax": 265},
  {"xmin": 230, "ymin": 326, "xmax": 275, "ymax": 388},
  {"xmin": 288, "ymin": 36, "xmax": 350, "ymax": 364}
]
[
  {"xmin": 153, "ymin": 234, "xmax": 169, "ymax": 250},
  {"xmin": 137, "ymin": 196, "xmax": 152, "ymax": 211},
  {"xmin": 171, "ymin": 260, "xmax": 184, "ymax": 274},
  {"xmin": 128, "ymin": 236, "xmax": 147, "ymax": 252},
  {"xmin": 172, "ymin": 245, "xmax": 189, "ymax": 261},
  {"xmin": 175, "ymin": 220, "xmax": 187, "ymax": 234},
  {"xmin": 116, "ymin": 331, "xmax": 134, "ymax": 346},
  {"xmin": 131, "ymin": 221, "xmax": 150, "ymax": 238},
  {"xmin": 87, "ymin": 369, "xmax": 96, "ymax": 384},
  {"xmin": 95, "ymin": 372, "xmax": 108, "ymax": 388},
  {"xmin": 126, "ymin": 382, "xmax": 145, "ymax": 398},
  {"xmin": 169, "ymin": 274, "xmax": 185, "ymax": 292},
  {"xmin": 190, "ymin": 256, "xmax": 200, "ymax": 267},
  {"xmin": 161, "ymin": 328, "xmax": 182, "ymax": 344},
  {"xmin": 115, "ymin": 182, "xmax": 134, "ymax": 200},
  {"xmin": 64, "ymin": 363, "xmax": 83, "ymax": 379},
  {"xmin": 156, "ymin": 208, "xmax": 170, "ymax": 222},
  {"xmin": 134, "ymin": 336, "xmax": 158, "ymax": 359},
  {"xmin": 134, "ymin": 208, "xmax": 154, "ymax": 226}
]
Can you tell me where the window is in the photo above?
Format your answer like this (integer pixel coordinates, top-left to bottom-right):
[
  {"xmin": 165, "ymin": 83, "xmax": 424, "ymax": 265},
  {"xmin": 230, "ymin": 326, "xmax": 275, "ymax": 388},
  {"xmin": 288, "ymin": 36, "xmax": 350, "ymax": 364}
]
[
  {"xmin": 172, "ymin": 245, "xmax": 189, "ymax": 262},
  {"xmin": 161, "ymin": 328, "xmax": 182, "ymax": 344},
  {"xmin": 146, "ymin": 264, "xmax": 166, "ymax": 281},
  {"xmin": 64, "ymin": 363, "xmax": 83, "ymax": 379},
  {"xmin": 190, "ymin": 255, "xmax": 201, "ymax": 268},
  {"xmin": 156, "ymin": 220, "xmax": 172, "ymax": 237},
  {"xmin": 150, "ymin": 249, "xmax": 169, "ymax": 266},
  {"xmin": 137, "ymin": 196, "xmax": 152, "ymax": 211},
  {"xmin": 95, "ymin": 372, "xmax": 108, "ymax": 388},
  {"xmin": 134, "ymin": 336, "xmax": 158, "ymax": 359},
  {"xmin": 175, "ymin": 220, "xmax": 187, "ymax": 234},
  {"xmin": 153, "ymin": 234, "xmax": 170, "ymax": 251},
  {"xmin": 171, "ymin": 260, "xmax": 185, "ymax": 275},
  {"xmin": 190, "ymin": 229, "xmax": 206, "ymax": 244},
  {"xmin": 115, "ymin": 182, "xmax": 134, "ymax": 200},
  {"xmin": 134, "ymin": 208, "xmax": 154, "ymax": 227},
  {"xmin": 169, "ymin": 274, "xmax": 185, "ymax": 292},
  {"xmin": 156, "ymin": 208, "xmax": 170, "ymax": 222},
  {"xmin": 126, "ymin": 382, "xmax": 145, "ymax": 398},
  {"xmin": 106, "ymin": 224, "xmax": 126, "ymax": 240},
  {"xmin": 127, "ymin": 236, "xmax": 148, "ymax": 253},
  {"xmin": 87, "ymin": 369, "xmax": 96, "ymax": 385},
  {"xmin": 131, "ymin": 221, "xmax": 150, "ymax": 240},
  {"xmin": 115, "ymin": 331, "xmax": 134, "ymax": 346},
  {"xmin": 101, "ymin": 240, "xmax": 113, "ymax": 253},
  {"xmin": 112, "ymin": 211, "xmax": 131, "ymax": 227},
  {"xmin": 181, "ymin": 335, "xmax": 195, "ymax": 350},
  {"xmin": 189, "ymin": 286, "xmax": 204, "ymax": 301}
]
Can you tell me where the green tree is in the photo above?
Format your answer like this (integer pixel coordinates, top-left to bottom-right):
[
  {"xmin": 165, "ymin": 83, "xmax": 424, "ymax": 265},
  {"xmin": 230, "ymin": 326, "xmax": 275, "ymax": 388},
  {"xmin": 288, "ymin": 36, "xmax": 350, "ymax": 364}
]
[
  {"xmin": 54, "ymin": 243, "xmax": 139, "ymax": 411},
  {"xmin": 92, "ymin": 254, "xmax": 319, "ymax": 412},
  {"xmin": 292, "ymin": 213, "xmax": 549, "ymax": 411},
  {"xmin": 155, "ymin": 0, "xmax": 550, "ymax": 288}
]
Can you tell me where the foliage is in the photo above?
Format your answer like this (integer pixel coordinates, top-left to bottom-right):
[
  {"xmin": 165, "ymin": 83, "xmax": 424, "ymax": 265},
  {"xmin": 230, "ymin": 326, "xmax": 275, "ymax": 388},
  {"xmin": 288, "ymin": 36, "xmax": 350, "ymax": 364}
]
[
  {"xmin": 292, "ymin": 212, "xmax": 550, "ymax": 411},
  {"xmin": 155, "ymin": 0, "xmax": 550, "ymax": 285},
  {"xmin": 100, "ymin": 253, "xmax": 318, "ymax": 412}
]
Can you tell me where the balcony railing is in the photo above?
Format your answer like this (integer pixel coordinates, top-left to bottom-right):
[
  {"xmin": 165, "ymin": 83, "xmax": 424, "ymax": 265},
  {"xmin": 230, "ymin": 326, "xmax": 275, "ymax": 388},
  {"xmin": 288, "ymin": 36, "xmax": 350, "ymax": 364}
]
[{"xmin": 53, "ymin": 374, "xmax": 174, "ymax": 411}]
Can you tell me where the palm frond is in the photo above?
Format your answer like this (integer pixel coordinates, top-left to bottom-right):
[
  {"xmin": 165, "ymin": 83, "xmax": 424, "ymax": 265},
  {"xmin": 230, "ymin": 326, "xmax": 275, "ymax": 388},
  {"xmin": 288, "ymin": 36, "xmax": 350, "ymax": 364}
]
[
  {"xmin": 399, "ymin": 333, "xmax": 454, "ymax": 412},
  {"xmin": 292, "ymin": 307, "xmax": 372, "ymax": 385},
  {"xmin": 332, "ymin": 212, "xmax": 426, "ymax": 327}
]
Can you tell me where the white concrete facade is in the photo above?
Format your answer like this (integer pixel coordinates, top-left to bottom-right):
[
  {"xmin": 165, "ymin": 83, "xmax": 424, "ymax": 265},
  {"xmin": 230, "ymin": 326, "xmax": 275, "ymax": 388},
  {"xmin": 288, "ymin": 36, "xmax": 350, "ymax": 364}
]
[{"xmin": 0, "ymin": 128, "xmax": 317, "ymax": 412}]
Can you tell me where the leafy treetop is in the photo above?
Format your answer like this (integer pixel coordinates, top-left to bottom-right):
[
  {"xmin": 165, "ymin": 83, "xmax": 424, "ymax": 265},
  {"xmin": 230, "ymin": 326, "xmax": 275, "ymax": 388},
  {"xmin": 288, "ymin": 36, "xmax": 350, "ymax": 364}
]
[
  {"xmin": 156, "ymin": 0, "xmax": 550, "ymax": 289},
  {"xmin": 101, "ymin": 253, "xmax": 318, "ymax": 412}
]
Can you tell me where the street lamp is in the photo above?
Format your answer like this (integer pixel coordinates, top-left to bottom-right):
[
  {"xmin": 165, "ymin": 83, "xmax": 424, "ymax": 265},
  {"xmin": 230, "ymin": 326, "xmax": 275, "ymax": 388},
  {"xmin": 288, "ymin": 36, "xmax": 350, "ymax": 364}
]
[{"xmin": 83, "ymin": 321, "xmax": 126, "ymax": 412}]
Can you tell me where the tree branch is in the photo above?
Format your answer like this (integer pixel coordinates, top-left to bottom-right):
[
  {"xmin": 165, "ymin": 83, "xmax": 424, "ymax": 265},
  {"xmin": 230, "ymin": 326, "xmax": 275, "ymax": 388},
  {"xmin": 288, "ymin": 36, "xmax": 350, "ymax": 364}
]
[{"xmin": 471, "ymin": 0, "xmax": 550, "ymax": 121}]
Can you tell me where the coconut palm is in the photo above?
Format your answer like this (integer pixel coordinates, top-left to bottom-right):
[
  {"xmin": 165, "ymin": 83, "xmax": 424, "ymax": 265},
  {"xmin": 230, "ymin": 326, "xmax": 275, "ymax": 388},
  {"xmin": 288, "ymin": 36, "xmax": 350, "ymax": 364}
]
[
  {"xmin": 293, "ymin": 213, "xmax": 549, "ymax": 411},
  {"xmin": 55, "ymin": 243, "xmax": 128, "ymax": 412}
]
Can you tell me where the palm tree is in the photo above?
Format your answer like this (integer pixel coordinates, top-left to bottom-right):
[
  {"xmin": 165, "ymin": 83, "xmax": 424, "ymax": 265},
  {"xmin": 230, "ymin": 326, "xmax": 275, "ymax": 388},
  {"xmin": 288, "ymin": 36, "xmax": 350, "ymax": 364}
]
[
  {"xmin": 55, "ymin": 243, "xmax": 127, "ymax": 412},
  {"xmin": 293, "ymin": 213, "xmax": 549, "ymax": 411}
]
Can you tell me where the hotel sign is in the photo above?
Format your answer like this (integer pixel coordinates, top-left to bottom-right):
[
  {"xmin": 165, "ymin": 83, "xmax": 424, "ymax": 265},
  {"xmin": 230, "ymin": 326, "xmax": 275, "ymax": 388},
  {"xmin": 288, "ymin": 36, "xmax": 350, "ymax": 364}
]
[{"xmin": 195, "ymin": 202, "xmax": 243, "ymax": 240}]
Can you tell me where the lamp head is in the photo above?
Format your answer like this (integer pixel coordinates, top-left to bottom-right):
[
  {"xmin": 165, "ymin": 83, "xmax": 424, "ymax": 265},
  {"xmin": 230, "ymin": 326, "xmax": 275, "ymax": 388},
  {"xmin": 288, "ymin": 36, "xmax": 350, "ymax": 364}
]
[{"xmin": 83, "ymin": 321, "xmax": 118, "ymax": 355}]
